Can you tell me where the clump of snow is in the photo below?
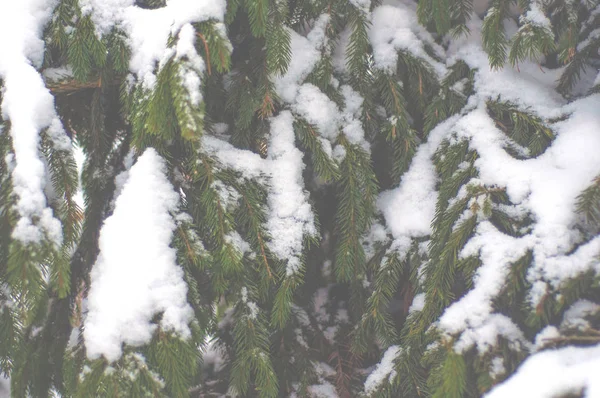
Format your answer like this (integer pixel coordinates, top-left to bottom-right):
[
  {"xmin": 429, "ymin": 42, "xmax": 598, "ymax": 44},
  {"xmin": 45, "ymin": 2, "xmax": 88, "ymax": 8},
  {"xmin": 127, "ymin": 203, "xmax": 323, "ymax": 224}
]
[
  {"xmin": 225, "ymin": 231, "xmax": 251, "ymax": 255},
  {"xmin": 323, "ymin": 326, "xmax": 338, "ymax": 343},
  {"xmin": 240, "ymin": 287, "xmax": 259, "ymax": 319},
  {"xmin": 489, "ymin": 357, "xmax": 505, "ymax": 378},
  {"xmin": 364, "ymin": 345, "xmax": 400, "ymax": 394},
  {"xmin": 42, "ymin": 66, "xmax": 74, "ymax": 81},
  {"xmin": 295, "ymin": 328, "xmax": 309, "ymax": 349},
  {"xmin": 272, "ymin": 22, "xmax": 340, "ymax": 168},
  {"xmin": 203, "ymin": 339, "xmax": 226, "ymax": 372},
  {"xmin": 378, "ymin": 116, "xmax": 459, "ymax": 263},
  {"xmin": 408, "ymin": 293, "xmax": 425, "ymax": 314},
  {"xmin": 340, "ymin": 85, "xmax": 370, "ymax": 151},
  {"xmin": 292, "ymin": 84, "xmax": 340, "ymax": 140},
  {"xmin": 273, "ymin": 30, "xmax": 322, "ymax": 103},
  {"xmin": 80, "ymin": 0, "xmax": 226, "ymax": 88},
  {"xmin": 47, "ymin": 117, "xmax": 73, "ymax": 152},
  {"xmin": 368, "ymin": 1, "xmax": 446, "ymax": 76},
  {"xmin": 562, "ymin": 300, "xmax": 600, "ymax": 331},
  {"xmin": 314, "ymin": 287, "xmax": 331, "ymax": 323},
  {"xmin": 84, "ymin": 149, "xmax": 192, "ymax": 362},
  {"xmin": 174, "ymin": 23, "xmax": 205, "ymax": 106},
  {"xmin": 309, "ymin": 383, "xmax": 338, "ymax": 398},
  {"xmin": 485, "ymin": 344, "xmax": 600, "ymax": 398},
  {"xmin": 447, "ymin": 17, "xmax": 563, "ymax": 119},
  {"xmin": 202, "ymin": 135, "xmax": 265, "ymax": 180},
  {"xmin": 533, "ymin": 326, "xmax": 560, "ymax": 351},
  {"xmin": 306, "ymin": 14, "xmax": 331, "ymax": 51},
  {"xmin": 521, "ymin": 2, "xmax": 552, "ymax": 29},
  {"xmin": 362, "ymin": 222, "xmax": 389, "ymax": 259},
  {"xmin": 266, "ymin": 111, "xmax": 317, "ymax": 276},
  {"xmin": 453, "ymin": 313, "xmax": 530, "ymax": 354},
  {"xmin": 350, "ymin": 0, "xmax": 370, "ymax": 13},
  {"xmin": 0, "ymin": 0, "xmax": 68, "ymax": 245},
  {"xmin": 308, "ymin": 362, "xmax": 338, "ymax": 398},
  {"xmin": 378, "ymin": 139, "xmax": 439, "ymax": 238},
  {"xmin": 67, "ymin": 327, "xmax": 81, "ymax": 350},
  {"xmin": 274, "ymin": 32, "xmax": 371, "ymax": 154}
]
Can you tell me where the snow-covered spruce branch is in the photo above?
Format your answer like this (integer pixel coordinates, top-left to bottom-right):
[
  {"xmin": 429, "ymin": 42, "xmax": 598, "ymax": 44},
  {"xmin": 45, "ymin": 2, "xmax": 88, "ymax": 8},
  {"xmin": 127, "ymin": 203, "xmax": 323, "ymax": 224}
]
[{"xmin": 0, "ymin": 0, "xmax": 600, "ymax": 397}]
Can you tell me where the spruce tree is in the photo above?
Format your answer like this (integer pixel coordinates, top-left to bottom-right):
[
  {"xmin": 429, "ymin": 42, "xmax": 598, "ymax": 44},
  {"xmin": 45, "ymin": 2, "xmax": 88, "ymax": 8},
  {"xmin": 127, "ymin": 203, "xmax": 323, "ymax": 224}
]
[{"xmin": 0, "ymin": 0, "xmax": 599, "ymax": 397}]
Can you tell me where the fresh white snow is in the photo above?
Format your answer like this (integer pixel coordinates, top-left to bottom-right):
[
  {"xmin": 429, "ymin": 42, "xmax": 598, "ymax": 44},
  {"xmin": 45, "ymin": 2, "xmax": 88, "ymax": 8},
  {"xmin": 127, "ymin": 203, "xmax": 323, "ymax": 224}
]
[
  {"xmin": 486, "ymin": 344, "xmax": 600, "ymax": 398},
  {"xmin": 0, "ymin": 0, "xmax": 67, "ymax": 245},
  {"xmin": 368, "ymin": 1, "xmax": 446, "ymax": 77},
  {"xmin": 266, "ymin": 111, "xmax": 317, "ymax": 276},
  {"xmin": 203, "ymin": 118, "xmax": 318, "ymax": 277},
  {"xmin": 80, "ymin": 0, "xmax": 225, "ymax": 88},
  {"xmin": 364, "ymin": 345, "xmax": 400, "ymax": 395},
  {"xmin": 84, "ymin": 149, "xmax": 192, "ymax": 362}
]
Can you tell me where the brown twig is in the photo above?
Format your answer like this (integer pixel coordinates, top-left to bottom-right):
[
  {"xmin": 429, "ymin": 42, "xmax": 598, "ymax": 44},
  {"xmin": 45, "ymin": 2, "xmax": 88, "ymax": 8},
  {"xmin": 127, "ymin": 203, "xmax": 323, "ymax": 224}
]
[
  {"xmin": 46, "ymin": 76, "xmax": 121, "ymax": 94},
  {"xmin": 196, "ymin": 32, "xmax": 212, "ymax": 76},
  {"xmin": 543, "ymin": 332, "xmax": 600, "ymax": 346}
]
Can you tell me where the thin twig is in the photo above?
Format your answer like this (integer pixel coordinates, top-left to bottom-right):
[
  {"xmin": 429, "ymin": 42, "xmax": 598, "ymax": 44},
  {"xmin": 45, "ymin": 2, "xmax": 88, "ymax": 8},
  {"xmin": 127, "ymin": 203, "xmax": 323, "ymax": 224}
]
[{"xmin": 196, "ymin": 32, "xmax": 212, "ymax": 76}]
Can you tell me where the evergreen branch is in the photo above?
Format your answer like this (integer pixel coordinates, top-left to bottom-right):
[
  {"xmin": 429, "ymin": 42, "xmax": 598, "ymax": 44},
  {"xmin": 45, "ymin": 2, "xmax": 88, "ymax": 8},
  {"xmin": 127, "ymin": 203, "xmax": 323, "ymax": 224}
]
[
  {"xmin": 266, "ymin": 0, "xmax": 292, "ymax": 75},
  {"xmin": 509, "ymin": 23, "xmax": 556, "ymax": 68},
  {"xmin": 482, "ymin": 0, "xmax": 511, "ymax": 69},
  {"xmin": 346, "ymin": 5, "xmax": 371, "ymax": 87},
  {"xmin": 450, "ymin": 0, "xmax": 474, "ymax": 37},
  {"xmin": 67, "ymin": 15, "xmax": 107, "ymax": 81},
  {"xmin": 486, "ymin": 99, "xmax": 555, "ymax": 157},
  {"xmin": 230, "ymin": 289, "xmax": 278, "ymax": 397},
  {"xmin": 293, "ymin": 118, "xmax": 340, "ymax": 182},
  {"xmin": 236, "ymin": 182, "xmax": 273, "ymax": 279},
  {"xmin": 148, "ymin": 331, "xmax": 198, "ymax": 398},
  {"xmin": 176, "ymin": 223, "xmax": 205, "ymax": 270},
  {"xmin": 418, "ymin": 0, "xmax": 451, "ymax": 35},
  {"xmin": 396, "ymin": 51, "xmax": 439, "ymax": 114},
  {"xmin": 194, "ymin": 21, "xmax": 232, "ymax": 73},
  {"xmin": 40, "ymin": 132, "xmax": 82, "ymax": 249},
  {"xmin": 334, "ymin": 138, "xmax": 377, "ymax": 282},
  {"xmin": 429, "ymin": 349, "xmax": 467, "ymax": 398},
  {"xmin": 576, "ymin": 175, "xmax": 600, "ymax": 225},
  {"xmin": 352, "ymin": 250, "xmax": 403, "ymax": 354},
  {"xmin": 557, "ymin": 35, "xmax": 600, "ymax": 94},
  {"xmin": 245, "ymin": 0, "xmax": 269, "ymax": 37}
]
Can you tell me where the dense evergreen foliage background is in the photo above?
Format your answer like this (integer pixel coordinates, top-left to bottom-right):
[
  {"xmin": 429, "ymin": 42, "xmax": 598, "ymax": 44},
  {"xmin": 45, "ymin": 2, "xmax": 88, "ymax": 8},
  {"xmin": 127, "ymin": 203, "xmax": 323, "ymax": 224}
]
[{"xmin": 1, "ymin": 0, "xmax": 600, "ymax": 396}]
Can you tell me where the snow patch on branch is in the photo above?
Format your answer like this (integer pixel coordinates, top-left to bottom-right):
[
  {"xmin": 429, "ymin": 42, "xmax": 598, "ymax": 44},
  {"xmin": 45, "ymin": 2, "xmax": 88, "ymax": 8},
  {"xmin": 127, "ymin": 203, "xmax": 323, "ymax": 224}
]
[
  {"xmin": 0, "ymin": 0, "xmax": 68, "ymax": 245},
  {"xmin": 84, "ymin": 149, "xmax": 192, "ymax": 362},
  {"xmin": 273, "ymin": 29, "xmax": 322, "ymax": 104},
  {"xmin": 369, "ymin": 1, "xmax": 446, "ymax": 76},
  {"xmin": 202, "ymin": 135, "xmax": 265, "ymax": 180},
  {"xmin": 203, "ymin": 122, "xmax": 317, "ymax": 277},
  {"xmin": 485, "ymin": 344, "xmax": 600, "ymax": 398},
  {"xmin": 80, "ymin": 0, "xmax": 225, "ymax": 88},
  {"xmin": 292, "ymin": 84, "xmax": 340, "ymax": 140},
  {"xmin": 378, "ymin": 116, "xmax": 456, "ymax": 256},
  {"xmin": 266, "ymin": 112, "xmax": 317, "ymax": 276},
  {"xmin": 364, "ymin": 345, "xmax": 400, "ymax": 395}
]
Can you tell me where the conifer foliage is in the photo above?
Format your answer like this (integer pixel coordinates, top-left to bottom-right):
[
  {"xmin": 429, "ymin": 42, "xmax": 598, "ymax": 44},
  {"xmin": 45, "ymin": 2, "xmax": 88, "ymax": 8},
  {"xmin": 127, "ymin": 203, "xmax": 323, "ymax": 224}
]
[{"xmin": 0, "ymin": 0, "xmax": 600, "ymax": 397}]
